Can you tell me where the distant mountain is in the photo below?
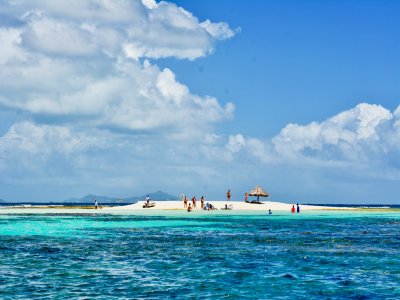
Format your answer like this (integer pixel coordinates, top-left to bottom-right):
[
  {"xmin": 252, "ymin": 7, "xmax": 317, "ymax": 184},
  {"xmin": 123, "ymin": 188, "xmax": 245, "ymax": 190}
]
[
  {"xmin": 65, "ymin": 194, "xmax": 121, "ymax": 203},
  {"xmin": 140, "ymin": 190, "xmax": 179, "ymax": 201},
  {"xmin": 0, "ymin": 198, "xmax": 5, "ymax": 203},
  {"xmin": 64, "ymin": 190, "xmax": 178, "ymax": 204}
]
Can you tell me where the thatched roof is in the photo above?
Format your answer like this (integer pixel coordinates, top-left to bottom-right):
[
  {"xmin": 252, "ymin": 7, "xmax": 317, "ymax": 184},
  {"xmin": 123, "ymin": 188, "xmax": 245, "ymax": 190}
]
[{"xmin": 249, "ymin": 185, "xmax": 269, "ymax": 197}]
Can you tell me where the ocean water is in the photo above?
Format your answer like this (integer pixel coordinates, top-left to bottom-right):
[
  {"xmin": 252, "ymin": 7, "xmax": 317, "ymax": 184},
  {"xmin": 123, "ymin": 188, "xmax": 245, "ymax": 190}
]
[{"xmin": 1, "ymin": 211, "xmax": 400, "ymax": 299}]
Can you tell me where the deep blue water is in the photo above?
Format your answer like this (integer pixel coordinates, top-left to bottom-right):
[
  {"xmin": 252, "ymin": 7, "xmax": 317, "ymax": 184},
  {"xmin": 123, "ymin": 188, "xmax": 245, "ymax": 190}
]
[{"xmin": 1, "ymin": 212, "xmax": 400, "ymax": 299}]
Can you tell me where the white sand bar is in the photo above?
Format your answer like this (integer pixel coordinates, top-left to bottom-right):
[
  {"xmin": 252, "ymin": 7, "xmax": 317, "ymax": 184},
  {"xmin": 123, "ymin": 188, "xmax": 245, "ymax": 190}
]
[{"xmin": 106, "ymin": 200, "xmax": 350, "ymax": 211}]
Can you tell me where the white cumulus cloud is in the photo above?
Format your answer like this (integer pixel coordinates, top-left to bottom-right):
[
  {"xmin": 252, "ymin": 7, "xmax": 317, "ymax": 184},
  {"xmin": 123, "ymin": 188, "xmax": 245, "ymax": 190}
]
[
  {"xmin": 0, "ymin": 0, "xmax": 236, "ymax": 137},
  {"xmin": 200, "ymin": 19, "xmax": 239, "ymax": 40},
  {"xmin": 271, "ymin": 103, "xmax": 396, "ymax": 162},
  {"xmin": 226, "ymin": 103, "xmax": 400, "ymax": 172},
  {"xmin": 0, "ymin": 121, "xmax": 105, "ymax": 156},
  {"xmin": 0, "ymin": 0, "xmax": 239, "ymax": 201}
]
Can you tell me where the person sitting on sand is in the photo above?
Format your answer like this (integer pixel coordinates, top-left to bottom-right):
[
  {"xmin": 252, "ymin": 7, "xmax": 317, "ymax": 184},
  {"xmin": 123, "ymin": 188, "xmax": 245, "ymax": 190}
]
[
  {"xmin": 291, "ymin": 205, "xmax": 295, "ymax": 213},
  {"xmin": 201, "ymin": 196, "xmax": 205, "ymax": 209},
  {"xmin": 187, "ymin": 203, "xmax": 192, "ymax": 212},
  {"xmin": 296, "ymin": 203, "xmax": 300, "ymax": 213},
  {"xmin": 224, "ymin": 204, "xmax": 232, "ymax": 210},
  {"xmin": 192, "ymin": 196, "xmax": 197, "ymax": 209},
  {"xmin": 227, "ymin": 190, "xmax": 231, "ymax": 201}
]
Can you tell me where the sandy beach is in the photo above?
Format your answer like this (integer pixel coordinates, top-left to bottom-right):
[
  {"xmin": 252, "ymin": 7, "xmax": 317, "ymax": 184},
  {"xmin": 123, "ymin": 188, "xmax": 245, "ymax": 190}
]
[
  {"xmin": 0, "ymin": 200, "xmax": 353, "ymax": 215},
  {"xmin": 106, "ymin": 200, "xmax": 349, "ymax": 211}
]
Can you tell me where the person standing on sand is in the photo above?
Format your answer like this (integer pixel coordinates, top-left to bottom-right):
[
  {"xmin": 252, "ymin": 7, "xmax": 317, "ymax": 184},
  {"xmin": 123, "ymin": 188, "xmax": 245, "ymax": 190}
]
[
  {"xmin": 192, "ymin": 196, "xmax": 197, "ymax": 209},
  {"xmin": 184, "ymin": 197, "xmax": 188, "ymax": 208},
  {"xmin": 201, "ymin": 196, "xmax": 205, "ymax": 209},
  {"xmin": 296, "ymin": 203, "xmax": 300, "ymax": 213},
  {"xmin": 227, "ymin": 190, "xmax": 231, "ymax": 201},
  {"xmin": 244, "ymin": 192, "xmax": 248, "ymax": 203},
  {"xmin": 94, "ymin": 199, "xmax": 98, "ymax": 209},
  {"xmin": 291, "ymin": 205, "xmax": 295, "ymax": 213}
]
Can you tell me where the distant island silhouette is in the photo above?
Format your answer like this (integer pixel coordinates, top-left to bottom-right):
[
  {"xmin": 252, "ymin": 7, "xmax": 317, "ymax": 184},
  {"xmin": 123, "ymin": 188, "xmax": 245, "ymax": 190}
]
[{"xmin": 64, "ymin": 190, "xmax": 179, "ymax": 204}]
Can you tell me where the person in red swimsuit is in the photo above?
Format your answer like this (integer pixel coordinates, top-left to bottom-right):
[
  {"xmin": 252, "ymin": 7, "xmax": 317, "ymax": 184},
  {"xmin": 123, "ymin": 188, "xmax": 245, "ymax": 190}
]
[{"xmin": 291, "ymin": 205, "xmax": 295, "ymax": 213}]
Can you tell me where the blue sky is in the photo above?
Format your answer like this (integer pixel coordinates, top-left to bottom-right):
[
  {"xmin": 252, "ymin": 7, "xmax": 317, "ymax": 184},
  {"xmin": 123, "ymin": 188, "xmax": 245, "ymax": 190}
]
[
  {"xmin": 0, "ymin": 0, "xmax": 399, "ymax": 203},
  {"xmin": 164, "ymin": 0, "xmax": 400, "ymax": 135}
]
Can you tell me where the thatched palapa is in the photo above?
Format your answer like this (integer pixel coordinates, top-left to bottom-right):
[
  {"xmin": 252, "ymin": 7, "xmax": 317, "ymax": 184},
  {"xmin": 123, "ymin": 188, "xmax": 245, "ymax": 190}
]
[{"xmin": 248, "ymin": 185, "xmax": 269, "ymax": 203}]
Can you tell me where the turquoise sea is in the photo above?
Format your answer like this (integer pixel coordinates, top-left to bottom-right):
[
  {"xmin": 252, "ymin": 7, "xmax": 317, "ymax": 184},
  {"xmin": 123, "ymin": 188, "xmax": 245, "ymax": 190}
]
[{"xmin": 1, "ymin": 210, "xmax": 400, "ymax": 299}]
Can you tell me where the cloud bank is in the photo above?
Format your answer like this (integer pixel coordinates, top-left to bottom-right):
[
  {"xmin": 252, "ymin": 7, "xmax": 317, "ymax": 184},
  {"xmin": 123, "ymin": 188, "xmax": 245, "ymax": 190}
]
[
  {"xmin": 0, "ymin": 1, "xmax": 398, "ymax": 203},
  {"xmin": 0, "ymin": 0, "xmax": 235, "ymax": 137},
  {"xmin": 233, "ymin": 103, "xmax": 400, "ymax": 169}
]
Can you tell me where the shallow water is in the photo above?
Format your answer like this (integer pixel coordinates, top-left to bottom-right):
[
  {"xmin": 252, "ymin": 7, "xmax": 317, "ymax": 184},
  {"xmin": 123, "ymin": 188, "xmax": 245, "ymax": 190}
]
[{"xmin": 1, "ymin": 211, "xmax": 400, "ymax": 299}]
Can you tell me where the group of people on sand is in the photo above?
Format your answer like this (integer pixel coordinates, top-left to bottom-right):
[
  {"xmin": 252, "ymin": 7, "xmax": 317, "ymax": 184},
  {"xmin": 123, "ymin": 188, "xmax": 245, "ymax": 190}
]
[
  {"xmin": 291, "ymin": 203, "xmax": 301, "ymax": 213},
  {"xmin": 182, "ymin": 195, "xmax": 217, "ymax": 212},
  {"xmin": 181, "ymin": 189, "xmax": 242, "ymax": 212},
  {"xmin": 140, "ymin": 190, "xmax": 302, "ymax": 214}
]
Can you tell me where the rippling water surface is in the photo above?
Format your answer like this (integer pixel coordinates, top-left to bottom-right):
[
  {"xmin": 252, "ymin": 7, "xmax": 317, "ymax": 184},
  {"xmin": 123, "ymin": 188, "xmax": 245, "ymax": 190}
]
[{"xmin": 1, "ymin": 211, "xmax": 400, "ymax": 299}]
